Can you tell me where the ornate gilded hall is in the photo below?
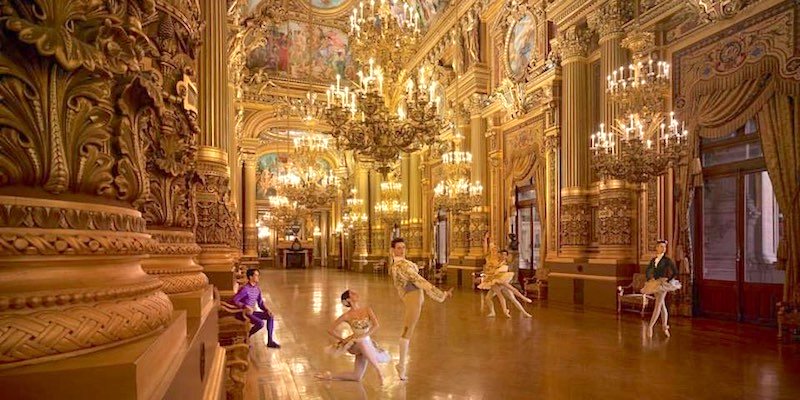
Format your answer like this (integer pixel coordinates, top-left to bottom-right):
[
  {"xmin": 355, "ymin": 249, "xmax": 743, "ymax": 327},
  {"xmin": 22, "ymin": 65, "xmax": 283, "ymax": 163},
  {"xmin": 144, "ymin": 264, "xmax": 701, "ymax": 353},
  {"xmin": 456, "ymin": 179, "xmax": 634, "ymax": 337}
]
[{"xmin": 1, "ymin": 0, "xmax": 799, "ymax": 399}]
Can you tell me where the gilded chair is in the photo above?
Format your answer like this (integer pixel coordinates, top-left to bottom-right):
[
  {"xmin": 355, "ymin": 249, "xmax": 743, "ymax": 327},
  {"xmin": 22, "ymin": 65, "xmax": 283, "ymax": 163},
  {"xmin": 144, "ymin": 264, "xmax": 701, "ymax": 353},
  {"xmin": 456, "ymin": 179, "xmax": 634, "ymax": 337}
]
[
  {"xmin": 617, "ymin": 273, "xmax": 655, "ymax": 315},
  {"xmin": 778, "ymin": 301, "xmax": 800, "ymax": 342},
  {"xmin": 523, "ymin": 267, "xmax": 550, "ymax": 300}
]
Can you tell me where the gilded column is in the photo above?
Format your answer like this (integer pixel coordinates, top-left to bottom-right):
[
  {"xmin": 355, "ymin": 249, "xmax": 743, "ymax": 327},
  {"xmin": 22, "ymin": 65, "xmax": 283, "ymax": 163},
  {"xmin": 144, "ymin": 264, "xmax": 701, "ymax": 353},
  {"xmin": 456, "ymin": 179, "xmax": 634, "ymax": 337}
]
[
  {"xmin": 421, "ymin": 154, "xmax": 434, "ymax": 259},
  {"xmin": 369, "ymin": 171, "xmax": 385, "ymax": 257},
  {"xmin": 587, "ymin": 0, "xmax": 630, "ymax": 134},
  {"xmin": 197, "ymin": 0, "xmax": 240, "ymax": 292},
  {"xmin": 449, "ymin": 116, "xmax": 472, "ymax": 262},
  {"xmin": 588, "ymin": 1, "xmax": 636, "ymax": 260},
  {"xmin": 0, "ymin": 1, "xmax": 207, "ymax": 394},
  {"xmin": 139, "ymin": 8, "xmax": 211, "ymax": 316},
  {"xmin": 554, "ymin": 25, "xmax": 592, "ymax": 259},
  {"xmin": 486, "ymin": 116, "xmax": 504, "ymax": 247},
  {"xmin": 468, "ymin": 95, "xmax": 489, "ymax": 263},
  {"xmin": 355, "ymin": 165, "xmax": 369, "ymax": 257},
  {"xmin": 240, "ymin": 138, "xmax": 259, "ymax": 265},
  {"xmin": 407, "ymin": 153, "xmax": 424, "ymax": 259}
]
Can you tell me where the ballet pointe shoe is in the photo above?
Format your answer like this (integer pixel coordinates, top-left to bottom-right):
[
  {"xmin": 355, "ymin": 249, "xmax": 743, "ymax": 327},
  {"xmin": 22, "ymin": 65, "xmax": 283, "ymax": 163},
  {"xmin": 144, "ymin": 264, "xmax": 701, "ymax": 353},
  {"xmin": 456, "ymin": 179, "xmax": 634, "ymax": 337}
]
[
  {"xmin": 521, "ymin": 310, "xmax": 532, "ymax": 318},
  {"xmin": 663, "ymin": 325, "xmax": 671, "ymax": 338},
  {"xmin": 395, "ymin": 364, "xmax": 407, "ymax": 381},
  {"xmin": 647, "ymin": 325, "xmax": 654, "ymax": 338},
  {"xmin": 487, "ymin": 309, "xmax": 496, "ymax": 317},
  {"xmin": 503, "ymin": 309, "xmax": 511, "ymax": 318}
]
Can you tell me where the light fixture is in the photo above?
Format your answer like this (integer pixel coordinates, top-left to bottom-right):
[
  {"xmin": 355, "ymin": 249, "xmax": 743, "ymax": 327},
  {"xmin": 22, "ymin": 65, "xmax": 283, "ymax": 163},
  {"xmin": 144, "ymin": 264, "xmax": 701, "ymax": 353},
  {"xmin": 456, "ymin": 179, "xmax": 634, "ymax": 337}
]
[
  {"xmin": 589, "ymin": 31, "xmax": 688, "ymax": 184},
  {"xmin": 434, "ymin": 128, "xmax": 483, "ymax": 213}
]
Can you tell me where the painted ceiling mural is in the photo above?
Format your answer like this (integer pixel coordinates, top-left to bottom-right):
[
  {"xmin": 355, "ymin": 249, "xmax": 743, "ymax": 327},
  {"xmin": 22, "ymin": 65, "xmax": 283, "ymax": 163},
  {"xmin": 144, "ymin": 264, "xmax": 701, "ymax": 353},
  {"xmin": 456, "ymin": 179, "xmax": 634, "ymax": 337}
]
[
  {"xmin": 246, "ymin": 20, "xmax": 349, "ymax": 82},
  {"xmin": 243, "ymin": 0, "xmax": 448, "ymax": 85}
]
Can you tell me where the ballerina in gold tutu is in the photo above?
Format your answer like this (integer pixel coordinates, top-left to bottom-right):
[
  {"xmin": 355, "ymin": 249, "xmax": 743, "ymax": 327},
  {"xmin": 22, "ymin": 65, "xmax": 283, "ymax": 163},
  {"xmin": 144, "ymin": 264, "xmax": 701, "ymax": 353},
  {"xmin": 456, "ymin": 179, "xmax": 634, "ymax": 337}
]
[{"xmin": 478, "ymin": 234, "xmax": 532, "ymax": 317}]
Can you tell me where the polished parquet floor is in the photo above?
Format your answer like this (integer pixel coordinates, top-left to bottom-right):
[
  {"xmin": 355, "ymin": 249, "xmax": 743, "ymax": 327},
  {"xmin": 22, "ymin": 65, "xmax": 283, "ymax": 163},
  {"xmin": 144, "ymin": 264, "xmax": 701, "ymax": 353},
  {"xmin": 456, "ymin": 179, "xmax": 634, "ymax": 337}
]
[{"xmin": 244, "ymin": 268, "xmax": 800, "ymax": 400}]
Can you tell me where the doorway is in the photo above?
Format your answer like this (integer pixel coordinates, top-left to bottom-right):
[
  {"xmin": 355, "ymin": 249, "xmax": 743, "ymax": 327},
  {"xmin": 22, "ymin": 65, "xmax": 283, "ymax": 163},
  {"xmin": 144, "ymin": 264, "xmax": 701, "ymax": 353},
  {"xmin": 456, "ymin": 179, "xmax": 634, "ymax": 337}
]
[{"xmin": 694, "ymin": 120, "xmax": 784, "ymax": 323}]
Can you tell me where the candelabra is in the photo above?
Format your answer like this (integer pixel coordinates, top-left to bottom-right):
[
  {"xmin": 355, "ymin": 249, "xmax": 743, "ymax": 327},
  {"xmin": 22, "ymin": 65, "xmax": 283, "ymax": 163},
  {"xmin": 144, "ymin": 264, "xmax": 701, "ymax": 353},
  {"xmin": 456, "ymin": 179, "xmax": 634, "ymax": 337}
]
[
  {"xmin": 348, "ymin": 0, "xmax": 421, "ymax": 78},
  {"xmin": 434, "ymin": 131, "xmax": 483, "ymax": 213},
  {"xmin": 374, "ymin": 174, "xmax": 408, "ymax": 224},
  {"xmin": 590, "ymin": 31, "xmax": 689, "ymax": 183},
  {"xmin": 263, "ymin": 195, "xmax": 306, "ymax": 230},
  {"xmin": 273, "ymin": 132, "xmax": 339, "ymax": 209},
  {"xmin": 323, "ymin": 60, "xmax": 445, "ymax": 174}
]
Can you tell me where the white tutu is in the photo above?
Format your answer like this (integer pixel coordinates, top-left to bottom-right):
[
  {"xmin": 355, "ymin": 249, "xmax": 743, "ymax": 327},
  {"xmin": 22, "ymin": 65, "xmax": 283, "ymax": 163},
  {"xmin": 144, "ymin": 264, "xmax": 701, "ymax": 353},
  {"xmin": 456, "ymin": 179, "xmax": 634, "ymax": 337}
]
[
  {"xmin": 641, "ymin": 278, "xmax": 682, "ymax": 295},
  {"xmin": 325, "ymin": 336, "xmax": 390, "ymax": 363}
]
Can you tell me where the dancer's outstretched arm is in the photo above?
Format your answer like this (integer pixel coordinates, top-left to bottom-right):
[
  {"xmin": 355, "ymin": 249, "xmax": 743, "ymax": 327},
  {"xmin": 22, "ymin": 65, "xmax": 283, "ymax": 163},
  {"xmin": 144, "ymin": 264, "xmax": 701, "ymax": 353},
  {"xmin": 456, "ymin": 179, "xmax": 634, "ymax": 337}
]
[{"xmin": 396, "ymin": 261, "xmax": 452, "ymax": 302}]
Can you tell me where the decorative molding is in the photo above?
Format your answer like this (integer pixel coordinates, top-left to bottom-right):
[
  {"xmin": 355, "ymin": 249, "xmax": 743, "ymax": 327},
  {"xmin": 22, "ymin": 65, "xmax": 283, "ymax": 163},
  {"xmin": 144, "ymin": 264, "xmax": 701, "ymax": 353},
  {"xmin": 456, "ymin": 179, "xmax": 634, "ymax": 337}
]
[
  {"xmin": 587, "ymin": 0, "xmax": 633, "ymax": 39},
  {"xmin": 598, "ymin": 190, "xmax": 633, "ymax": 245},
  {"xmin": 560, "ymin": 201, "xmax": 591, "ymax": 246},
  {"xmin": 552, "ymin": 25, "xmax": 591, "ymax": 62}
]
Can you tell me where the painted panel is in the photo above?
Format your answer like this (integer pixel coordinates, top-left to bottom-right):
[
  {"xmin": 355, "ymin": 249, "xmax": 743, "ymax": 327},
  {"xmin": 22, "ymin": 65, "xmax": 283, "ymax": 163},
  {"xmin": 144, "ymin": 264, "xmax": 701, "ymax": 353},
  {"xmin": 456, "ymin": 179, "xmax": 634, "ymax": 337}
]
[{"xmin": 508, "ymin": 14, "xmax": 535, "ymax": 78}]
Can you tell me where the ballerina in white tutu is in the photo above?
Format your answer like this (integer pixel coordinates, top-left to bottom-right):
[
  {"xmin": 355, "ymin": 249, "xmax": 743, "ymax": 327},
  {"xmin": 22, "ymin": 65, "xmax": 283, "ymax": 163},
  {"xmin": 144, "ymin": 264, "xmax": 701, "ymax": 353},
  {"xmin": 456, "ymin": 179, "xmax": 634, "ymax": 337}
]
[
  {"xmin": 641, "ymin": 240, "xmax": 682, "ymax": 338},
  {"xmin": 316, "ymin": 289, "xmax": 389, "ymax": 384},
  {"xmin": 479, "ymin": 234, "xmax": 532, "ymax": 318}
]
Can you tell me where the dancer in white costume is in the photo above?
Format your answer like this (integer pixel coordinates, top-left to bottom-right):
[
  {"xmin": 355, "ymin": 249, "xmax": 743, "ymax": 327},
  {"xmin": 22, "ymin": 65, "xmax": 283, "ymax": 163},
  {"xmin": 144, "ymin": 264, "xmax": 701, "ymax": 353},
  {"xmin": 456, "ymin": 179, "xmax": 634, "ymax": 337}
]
[
  {"xmin": 478, "ymin": 235, "xmax": 532, "ymax": 317},
  {"xmin": 389, "ymin": 237, "xmax": 453, "ymax": 380},
  {"xmin": 641, "ymin": 240, "xmax": 682, "ymax": 338},
  {"xmin": 316, "ymin": 289, "xmax": 390, "ymax": 384}
]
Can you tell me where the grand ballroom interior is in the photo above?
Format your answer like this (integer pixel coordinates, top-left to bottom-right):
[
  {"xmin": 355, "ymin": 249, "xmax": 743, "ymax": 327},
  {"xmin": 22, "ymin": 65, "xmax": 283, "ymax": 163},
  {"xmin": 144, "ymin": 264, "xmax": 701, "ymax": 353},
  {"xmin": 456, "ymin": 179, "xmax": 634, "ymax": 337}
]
[{"xmin": 2, "ymin": 0, "xmax": 800, "ymax": 399}]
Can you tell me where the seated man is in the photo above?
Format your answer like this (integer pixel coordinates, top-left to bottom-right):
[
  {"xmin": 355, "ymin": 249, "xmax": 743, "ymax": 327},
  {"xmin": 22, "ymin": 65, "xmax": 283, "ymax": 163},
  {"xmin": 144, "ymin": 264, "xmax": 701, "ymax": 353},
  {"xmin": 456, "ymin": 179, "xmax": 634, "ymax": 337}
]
[{"xmin": 232, "ymin": 268, "xmax": 280, "ymax": 348}]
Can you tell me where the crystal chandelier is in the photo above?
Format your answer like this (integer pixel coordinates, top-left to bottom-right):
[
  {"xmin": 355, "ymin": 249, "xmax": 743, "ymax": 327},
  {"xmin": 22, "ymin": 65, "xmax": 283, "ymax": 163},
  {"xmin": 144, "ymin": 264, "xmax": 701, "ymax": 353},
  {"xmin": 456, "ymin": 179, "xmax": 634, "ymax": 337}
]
[
  {"xmin": 434, "ymin": 131, "xmax": 483, "ymax": 213},
  {"xmin": 374, "ymin": 174, "xmax": 408, "ymax": 224},
  {"xmin": 323, "ymin": 62, "xmax": 446, "ymax": 174},
  {"xmin": 274, "ymin": 133, "xmax": 339, "ymax": 209},
  {"xmin": 262, "ymin": 195, "xmax": 306, "ymax": 229},
  {"xmin": 348, "ymin": 0, "xmax": 421, "ymax": 78},
  {"xmin": 590, "ymin": 31, "xmax": 688, "ymax": 184},
  {"xmin": 342, "ymin": 189, "xmax": 369, "ymax": 230}
]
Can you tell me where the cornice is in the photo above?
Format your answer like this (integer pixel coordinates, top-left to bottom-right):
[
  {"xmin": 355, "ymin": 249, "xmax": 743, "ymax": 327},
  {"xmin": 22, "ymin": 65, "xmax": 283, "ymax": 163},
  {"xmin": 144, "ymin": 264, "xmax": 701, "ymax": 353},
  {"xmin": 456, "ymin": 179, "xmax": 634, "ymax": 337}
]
[{"xmin": 546, "ymin": 0, "xmax": 596, "ymax": 28}]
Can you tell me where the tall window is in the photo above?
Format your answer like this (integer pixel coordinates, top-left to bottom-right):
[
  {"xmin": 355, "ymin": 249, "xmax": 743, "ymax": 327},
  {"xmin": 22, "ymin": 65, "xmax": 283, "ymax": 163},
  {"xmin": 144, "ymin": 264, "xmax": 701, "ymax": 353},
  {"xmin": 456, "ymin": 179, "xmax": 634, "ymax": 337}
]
[
  {"xmin": 514, "ymin": 183, "xmax": 541, "ymax": 271},
  {"xmin": 695, "ymin": 119, "xmax": 784, "ymax": 322}
]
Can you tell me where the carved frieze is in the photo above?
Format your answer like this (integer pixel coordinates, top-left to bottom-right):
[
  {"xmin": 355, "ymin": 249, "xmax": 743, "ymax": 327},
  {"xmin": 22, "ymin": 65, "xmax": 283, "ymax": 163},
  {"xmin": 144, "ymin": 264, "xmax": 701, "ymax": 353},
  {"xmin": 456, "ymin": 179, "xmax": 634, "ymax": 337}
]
[
  {"xmin": 587, "ymin": 0, "xmax": 632, "ymax": 39},
  {"xmin": 559, "ymin": 201, "xmax": 591, "ymax": 246},
  {"xmin": 597, "ymin": 191, "xmax": 633, "ymax": 245}
]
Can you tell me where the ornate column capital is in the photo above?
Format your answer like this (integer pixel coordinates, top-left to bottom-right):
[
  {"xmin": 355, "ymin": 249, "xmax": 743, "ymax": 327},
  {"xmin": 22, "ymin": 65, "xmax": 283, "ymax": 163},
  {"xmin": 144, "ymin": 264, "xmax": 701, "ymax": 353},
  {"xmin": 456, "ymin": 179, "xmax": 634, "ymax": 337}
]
[
  {"xmin": 469, "ymin": 93, "xmax": 487, "ymax": 116},
  {"xmin": 587, "ymin": 0, "xmax": 632, "ymax": 40},
  {"xmin": 553, "ymin": 26, "xmax": 590, "ymax": 63},
  {"xmin": 239, "ymin": 137, "xmax": 259, "ymax": 165}
]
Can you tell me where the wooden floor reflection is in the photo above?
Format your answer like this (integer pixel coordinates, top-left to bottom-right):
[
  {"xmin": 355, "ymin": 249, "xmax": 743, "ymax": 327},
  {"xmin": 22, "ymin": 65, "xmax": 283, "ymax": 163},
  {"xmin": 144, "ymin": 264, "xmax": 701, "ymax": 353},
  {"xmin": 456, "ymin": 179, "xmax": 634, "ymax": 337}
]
[{"xmin": 244, "ymin": 268, "xmax": 800, "ymax": 400}]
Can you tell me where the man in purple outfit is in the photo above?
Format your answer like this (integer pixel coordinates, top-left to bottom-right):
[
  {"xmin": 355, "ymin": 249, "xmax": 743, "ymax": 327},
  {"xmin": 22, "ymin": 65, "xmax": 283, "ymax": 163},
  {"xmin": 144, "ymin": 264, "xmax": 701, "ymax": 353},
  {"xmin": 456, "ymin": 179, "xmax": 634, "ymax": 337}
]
[{"xmin": 232, "ymin": 268, "xmax": 281, "ymax": 348}]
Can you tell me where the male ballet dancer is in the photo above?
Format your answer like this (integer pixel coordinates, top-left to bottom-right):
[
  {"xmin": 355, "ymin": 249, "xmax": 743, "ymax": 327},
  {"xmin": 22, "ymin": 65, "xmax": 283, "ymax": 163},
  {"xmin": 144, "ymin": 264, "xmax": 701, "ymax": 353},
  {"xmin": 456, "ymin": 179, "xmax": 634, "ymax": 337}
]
[
  {"xmin": 389, "ymin": 237, "xmax": 453, "ymax": 380},
  {"xmin": 231, "ymin": 268, "xmax": 281, "ymax": 348}
]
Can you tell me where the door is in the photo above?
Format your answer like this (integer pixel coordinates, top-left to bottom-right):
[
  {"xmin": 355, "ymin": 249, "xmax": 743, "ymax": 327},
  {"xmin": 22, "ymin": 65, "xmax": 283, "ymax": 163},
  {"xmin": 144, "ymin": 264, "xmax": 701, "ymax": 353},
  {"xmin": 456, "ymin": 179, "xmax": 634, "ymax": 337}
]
[{"xmin": 697, "ymin": 170, "xmax": 783, "ymax": 322}]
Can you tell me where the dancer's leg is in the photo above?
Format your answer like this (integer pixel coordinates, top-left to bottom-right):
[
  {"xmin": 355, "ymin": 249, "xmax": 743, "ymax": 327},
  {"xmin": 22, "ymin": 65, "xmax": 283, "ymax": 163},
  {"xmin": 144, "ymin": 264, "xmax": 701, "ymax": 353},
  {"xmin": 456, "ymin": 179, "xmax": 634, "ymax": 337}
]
[
  {"xmin": 247, "ymin": 312, "xmax": 265, "ymax": 337},
  {"xmin": 648, "ymin": 291, "xmax": 666, "ymax": 337},
  {"xmin": 325, "ymin": 354, "xmax": 368, "ymax": 381},
  {"xmin": 484, "ymin": 290, "xmax": 497, "ymax": 317},
  {"xmin": 661, "ymin": 295, "xmax": 670, "ymax": 337},
  {"xmin": 491, "ymin": 286, "xmax": 509, "ymax": 317},
  {"xmin": 498, "ymin": 282, "xmax": 532, "ymax": 303},
  {"xmin": 398, "ymin": 290, "xmax": 423, "ymax": 380},
  {"xmin": 503, "ymin": 289, "xmax": 532, "ymax": 317},
  {"xmin": 353, "ymin": 341, "xmax": 385, "ymax": 385}
]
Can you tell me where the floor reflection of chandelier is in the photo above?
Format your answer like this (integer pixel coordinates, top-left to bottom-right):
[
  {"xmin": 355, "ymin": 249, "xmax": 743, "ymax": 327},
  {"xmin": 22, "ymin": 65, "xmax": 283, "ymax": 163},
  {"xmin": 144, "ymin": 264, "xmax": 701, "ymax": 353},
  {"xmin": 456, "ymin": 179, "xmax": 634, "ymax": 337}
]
[
  {"xmin": 589, "ymin": 31, "xmax": 688, "ymax": 184},
  {"xmin": 374, "ymin": 174, "xmax": 408, "ymax": 224},
  {"xmin": 274, "ymin": 133, "xmax": 339, "ymax": 209},
  {"xmin": 434, "ymin": 131, "xmax": 483, "ymax": 213}
]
